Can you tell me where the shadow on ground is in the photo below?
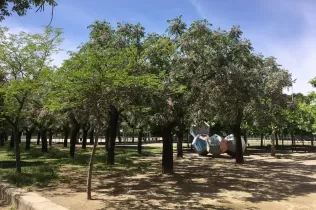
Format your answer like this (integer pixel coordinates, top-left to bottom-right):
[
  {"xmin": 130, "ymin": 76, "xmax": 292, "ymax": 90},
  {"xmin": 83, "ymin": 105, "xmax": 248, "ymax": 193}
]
[{"xmin": 36, "ymin": 150, "xmax": 316, "ymax": 209}]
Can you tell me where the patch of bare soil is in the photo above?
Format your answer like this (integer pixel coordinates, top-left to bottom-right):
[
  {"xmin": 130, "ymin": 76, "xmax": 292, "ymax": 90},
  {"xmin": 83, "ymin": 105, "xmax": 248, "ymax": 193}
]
[{"xmin": 37, "ymin": 152, "xmax": 316, "ymax": 210}]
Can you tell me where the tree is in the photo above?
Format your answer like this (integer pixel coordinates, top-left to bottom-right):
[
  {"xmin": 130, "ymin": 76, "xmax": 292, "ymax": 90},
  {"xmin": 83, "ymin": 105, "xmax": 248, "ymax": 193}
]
[
  {"xmin": 0, "ymin": 26, "xmax": 62, "ymax": 172},
  {"xmin": 47, "ymin": 20, "xmax": 163, "ymax": 198},
  {"xmin": 0, "ymin": 0, "xmax": 57, "ymax": 22},
  {"xmin": 310, "ymin": 77, "xmax": 316, "ymax": 88}
]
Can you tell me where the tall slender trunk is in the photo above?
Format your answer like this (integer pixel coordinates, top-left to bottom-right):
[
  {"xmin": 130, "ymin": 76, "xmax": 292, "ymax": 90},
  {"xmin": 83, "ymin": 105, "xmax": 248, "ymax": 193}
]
[
  {"xmin": 89, "ymin": 128, "xmax": 94, "ymax": 145},
  {"xmin": 275, "ymin": 130, "xmax": 279, "ymax": 147},
  {"xmin": 132, "ymin": 128, "xmax": 135, "ymax": 143},
  {"xmin": 232, "ymin": 123, "xmax": 244, "ymax": 164},
  {"xmin": 4, "ymin": 131, "xmax": 8, "ymax": 141},
  {"xmin": 37, "ymin": 131, "xmax": 41, "ymax": 145},
  {"xmin": 87, "ymin": 131, "xmax": 99, "ymax": 200},
  {"xmin": 41, "ymin": 129, "xmax": 48, "ymax": 153},
  {"xmin": 82, "ymin": 126, "xmax": 88, "ymax": 149},
  {"xmin": 25, "ymin": 128, "xmax": 34, "ymax": 151},
  {"xmin": 271, "ymin": 127, "xmax": 276, "ymax": 156},
  {"xmin": 243, "ymin": 131, "xmax": 248, "ymax": 145},
  {"xmin": 10, "ymin": 129, "xmax": 14, "ymax": 148},
  {"xmin": 107, "ymin": 105, "xmax": 119, "ymax": 165},
  {"xmin": 18, "ymin": 131, "xmax": 22, "ymax": 143},
  {"xmin": 176, "ymin": 131, "xmax": 183, "ymax": 158},
  {"xmin": 187, "ymin": 133, "xmax": 190, "ymax": 148},
  {"xmin": 312, "ymin": 136, "xmax": 314, "ymax": 147},
  {"xmin": 162, "ymin": 126, "xmax": 173, "ymax": 174},
  {"xmin": 105, "ymin": 127, "xmax": 110, "ymax": 151},
  {"xmin": 0, "ymin": 131, "xmax": 4, "ymax": 146},
  {"xmin": 63, "ymin": 127, "xmax": 69, "ymax": 147},
  {"xmin": 13, "ymin": 126, "xmax": 21, "ymax": 173},
  {"xmin": 70, "ymin": 123, "xmax": 80, "ymax": 158},
  {"xmin": 117, "ymin": 123, "xmax": 122, "ymax": 143},
  {"xmin": 48, "ymin": 130, "xmax": 53, "ymax": 146},
  {"xmin": 260, "ymin": 133, "xmax": 264, "ymax": 148},
  {"xmin": 138, "ymin": 129, "xmax": 143, "ymax": 154}
]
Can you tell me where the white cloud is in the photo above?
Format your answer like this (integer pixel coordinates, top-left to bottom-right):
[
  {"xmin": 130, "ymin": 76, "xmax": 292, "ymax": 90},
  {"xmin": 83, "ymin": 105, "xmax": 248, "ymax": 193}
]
[{"xmin": 188, "ymin": 0, "xmax": 316, "ymax": 95}]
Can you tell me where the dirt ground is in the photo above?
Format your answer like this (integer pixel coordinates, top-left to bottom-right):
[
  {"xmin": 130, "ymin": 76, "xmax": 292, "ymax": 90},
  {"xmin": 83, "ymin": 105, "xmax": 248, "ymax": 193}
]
[{"xmin": 25, "ymin": 150, "xmax": 315, "ymax": 210}]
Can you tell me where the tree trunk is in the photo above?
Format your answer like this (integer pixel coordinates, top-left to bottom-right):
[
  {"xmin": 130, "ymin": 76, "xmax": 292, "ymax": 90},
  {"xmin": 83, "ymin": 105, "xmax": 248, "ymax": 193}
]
[
  {"xmin": 132, "ymin": 128, "xmax": 135, "ymax": 143},
  {"xmin": 82, "ymin": 126, "xmax": 88, "ymax": 149},
  {"xmin": 48, "ymin": 130, "xmax": 53, "ymax": 147},
  {"xmin": 10, "ymin": 129, "xmax": 14, "ymax": 148},
  {"xmin": 271, "ymin": 127, "xmax": 276, "ymax": 156},
  {"xmin": 37, "ymin": 131, "xmax": 41, "ymax": 145},
  {"xmin": 138, "ymin": 129, "xmax": 143, "ymax": 154},
  {"xmin": 87, "ymin": 131, "xmax": 99, "ymax": 200},
  {"xmin": 176, "ymin": 131, "xmax": 183, "ymax": 158},
  {"xmin": 260, "ymin": 133, "xmax": 264, "ymax": 148},
  {"xmin": 25, "ymin": 128, "xmax": 34, "ymax": 151},
  {"xmin": 13, "ymin": 126, "xmax": 21, "ymax": 173},
  {"xmin": 18, "ymin": 131, "xmax": 22, "ymax": 143},
  {"xmin": 41, "ymin": 129, "xmax": 48, "ymax": 153},
  {"xmin": 63, "ymin": 127, "xmax": 69, "ymax": 147},
  {"xmin": 117, "ymin": 123, "xmax": 122, "ymax": 143},
  {"xmin": 89, "ymin": 128, "xmax": 94, "ymax": 145},
  {"xmin": 4, "ymin": 131, "xmax": 8, "ymax": 141},
  {"xmin": 243, "ymin": 130, "xmax": 248, "ymax": 145},
  {"xmin": 70, "ymin": 123, "xmax": 80, "ymax": 158},
  {"xmin": 275, "ymin": 130, "xmax": 279, "ymax": 147},
  {"xmin": 162, "ymin": 126, "xmax": 173, "ymax": 174},
  {"xmin": 107, "ymin": 105, "xmax": 119, "ymax": 165},
  {"xmin": 0, "ymin": 132, "xmax": 4, "ymax": 146},
  {"xmin": 105, "ymin": 127, "xmax": 110, "ymax": 151},
  {"xmin": 312, "ymin": 136, "xmax": 314, "ymax": 147},
  {"xmin": 232, "ymin": 123, "xmax": 244, "ymax": 164}
]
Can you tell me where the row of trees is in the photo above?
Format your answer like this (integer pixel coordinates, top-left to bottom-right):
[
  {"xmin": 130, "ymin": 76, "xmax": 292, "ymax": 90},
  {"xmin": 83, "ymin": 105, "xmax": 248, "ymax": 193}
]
[{"xmin": 1, "ymin": 16, "xmax": 315, "ymax": 198}]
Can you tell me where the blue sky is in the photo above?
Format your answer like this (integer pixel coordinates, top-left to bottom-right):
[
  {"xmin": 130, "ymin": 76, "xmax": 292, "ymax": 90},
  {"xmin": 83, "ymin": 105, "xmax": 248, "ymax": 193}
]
[{"xmin": 2, "ymin": 0, "xmax": 316, "ymax": 94}]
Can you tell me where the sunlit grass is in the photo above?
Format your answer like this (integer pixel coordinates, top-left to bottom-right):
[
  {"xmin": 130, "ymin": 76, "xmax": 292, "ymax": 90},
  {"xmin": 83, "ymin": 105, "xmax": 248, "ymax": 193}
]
[{"xmin": 0, "ymin": 141, "xmax": 160, "ymax": 187}]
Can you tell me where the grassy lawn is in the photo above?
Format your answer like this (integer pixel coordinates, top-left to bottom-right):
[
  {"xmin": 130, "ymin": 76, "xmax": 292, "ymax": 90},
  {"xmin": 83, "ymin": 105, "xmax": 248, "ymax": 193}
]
[{"xmin": 0, "ymin": 142, "xmax": 162, "ymax": 188}]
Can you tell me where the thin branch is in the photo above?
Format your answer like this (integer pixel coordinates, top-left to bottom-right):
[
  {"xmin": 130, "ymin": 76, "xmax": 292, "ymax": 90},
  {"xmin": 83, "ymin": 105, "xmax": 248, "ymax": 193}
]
[{"xmin": 47, "ymin": 5, "xmax": 54, "ymax": 27}]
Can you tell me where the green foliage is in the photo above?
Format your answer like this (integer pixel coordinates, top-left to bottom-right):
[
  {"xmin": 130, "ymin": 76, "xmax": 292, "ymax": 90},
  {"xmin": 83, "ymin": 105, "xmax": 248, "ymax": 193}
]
[
  {"xmin": 310, "ymin": 77, "xmax": 316, "ymax": 88},
  {"xmin": 0, "ymin": 0, "xmax": 57, "ymax": 21}
]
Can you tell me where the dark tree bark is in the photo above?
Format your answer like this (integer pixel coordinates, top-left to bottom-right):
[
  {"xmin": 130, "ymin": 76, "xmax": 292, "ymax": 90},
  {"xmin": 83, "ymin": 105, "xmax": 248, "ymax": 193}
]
[
  {"xmin": 70, "ymin": 123, "xmax": 80, "ymax": 158},
  {"xmin": 18, "ymin": 131, "xmax": 22, "ymax": 143},
  {"xmin": 37, "ymin": 131, "xmax": 41, "ymax": 145},
  {"xmin": 231, "ymin": 108, "xmax": 244, "ymax": 164},
  {"xmin": 275, "ymin": 130, "xmax": 279, "ymax": 147},
  {"xmin": 48, "ymin": 130, "xmax": 53, "ymax": 146},
  {"xmin": 138, "ymin": 129, "xmax": 143, "ymax": 154},
  {"xmin": 243, "ymin": 130, "xmax": 248, "ymax": 145},
  {"xmin": 25, "ymin": 128, "xmax": 34, "ymax": 151},
  {"xmin": 41, "ymin": 129, "xmax": 48, "ymax": 153},
  {"xmin": 105, "ymin": 127, "xmax": 110, "ymax": 151},
  {"xmin": 63, "ymin": 126, "xmax": 69, "ymax": 147},
  {"xmin": 4, "ymin": 131, "xmax": 8, "ymax": 141},
  {"xmin": 271, "ymin": 127, "xmax": 276, "ymax": 156},
  {"xmin": 0, "ymin": 131, "xmax": 4, "ymax": 146},
  {"xmin": 162, "ymin": 126, "xmax": 173, "ymax": 174},
  {"xmin": 13, "ymin": 126, "xmax": 21, "ymax": 173},
  {"xmin": 312, "ymin": 136, "xmax": 314, "ymax": 147},
  {"xmin": 117, "ymin": 122, "xmax": 122, "ymax": 143},
  {"xmin": 232, "ymin": 123, "xmax": 244, "ymax": 164},
  {"xmin": 260, "ymin": 133, "xmax": 264, "ymax": 148},
  {"xmin": 82, "ymin": 125, "xmax": 88, "ymax": 149},
  {"xmin": 107, "ymin": 105, "xmax": 119, "ymax": 165},
  {"xmin": 132, "ymin": 128, "xmax": 135, "ymax": 143},
  {"xmin": 176, "ymin": 131, "xmax": 183, "ymax": 158},
  {"xmin": 89, "ymin": 128, "xmax": 94, "ymax": 145},
  {"xmin": 10, "ymin": 129, "xmax": 14, "ymax": 148}
]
